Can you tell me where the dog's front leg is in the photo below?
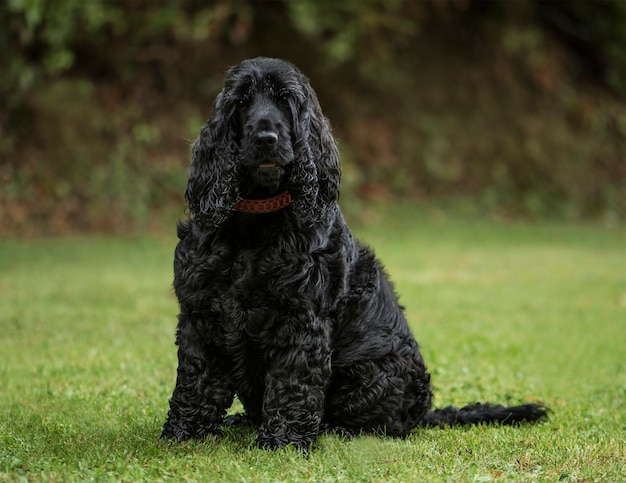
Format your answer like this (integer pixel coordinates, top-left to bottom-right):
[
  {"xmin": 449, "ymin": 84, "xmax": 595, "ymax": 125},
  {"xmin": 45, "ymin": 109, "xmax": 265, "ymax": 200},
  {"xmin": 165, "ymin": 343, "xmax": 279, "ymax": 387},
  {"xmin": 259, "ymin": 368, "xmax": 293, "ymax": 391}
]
[
  {"xmin": 161, "ymin": 319, "xmax": 234, "ymax": 441},
  {"xmin": 257, "ymin": 318, "xmax": 331, "ymax": 451}
]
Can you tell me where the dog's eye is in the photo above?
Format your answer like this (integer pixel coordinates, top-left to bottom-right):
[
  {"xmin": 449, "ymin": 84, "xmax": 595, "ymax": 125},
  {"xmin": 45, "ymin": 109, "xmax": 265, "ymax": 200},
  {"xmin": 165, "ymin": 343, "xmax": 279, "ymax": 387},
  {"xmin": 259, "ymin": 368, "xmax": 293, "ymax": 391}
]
[
  {"xmin": 236, "ymin": 95, "xmax": 253, "ymax": 110},
  {"xmin": 276, "ymin": 90, "xmax": 293, "ymax": 107}
]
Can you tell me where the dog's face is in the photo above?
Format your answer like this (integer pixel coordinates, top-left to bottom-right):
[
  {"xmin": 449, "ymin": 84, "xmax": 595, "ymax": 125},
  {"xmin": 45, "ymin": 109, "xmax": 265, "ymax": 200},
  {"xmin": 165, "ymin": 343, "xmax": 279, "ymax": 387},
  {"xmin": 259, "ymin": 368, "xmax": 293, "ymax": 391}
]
[
  {"xmin": 186, "ymin": 57, "xmax": 340, "ymax": 227},
  {"xmin": 225, "ymin": 60, "xmax": 305, "ymax": 198}
]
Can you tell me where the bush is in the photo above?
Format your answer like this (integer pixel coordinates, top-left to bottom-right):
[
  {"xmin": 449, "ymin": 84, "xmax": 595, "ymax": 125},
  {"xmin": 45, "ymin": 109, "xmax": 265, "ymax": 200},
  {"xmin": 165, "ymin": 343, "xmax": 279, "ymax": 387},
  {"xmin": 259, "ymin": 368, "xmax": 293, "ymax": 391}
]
[{"xmin": 1, "ymin": 0, "xmax": 624, "ymax": 235}]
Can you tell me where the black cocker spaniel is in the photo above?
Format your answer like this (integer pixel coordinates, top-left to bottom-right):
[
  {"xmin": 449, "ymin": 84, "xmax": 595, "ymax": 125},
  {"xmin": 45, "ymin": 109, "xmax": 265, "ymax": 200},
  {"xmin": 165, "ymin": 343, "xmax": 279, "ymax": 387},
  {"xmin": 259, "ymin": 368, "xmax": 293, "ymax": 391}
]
[{"xmin": 161, "ymin": 57, "xmax": 548, "ymax": 450}]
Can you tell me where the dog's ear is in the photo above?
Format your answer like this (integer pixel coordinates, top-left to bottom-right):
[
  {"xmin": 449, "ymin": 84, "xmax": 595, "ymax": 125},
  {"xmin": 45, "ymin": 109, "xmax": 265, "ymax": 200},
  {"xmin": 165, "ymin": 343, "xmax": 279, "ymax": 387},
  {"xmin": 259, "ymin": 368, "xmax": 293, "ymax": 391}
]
[
  {"xmin": 185, "ymin": 92, "xmax": 240, "ymax": 228},
  {"xmin": 290, "ymin": 79, "xmax": 341, "ymax": 225}
]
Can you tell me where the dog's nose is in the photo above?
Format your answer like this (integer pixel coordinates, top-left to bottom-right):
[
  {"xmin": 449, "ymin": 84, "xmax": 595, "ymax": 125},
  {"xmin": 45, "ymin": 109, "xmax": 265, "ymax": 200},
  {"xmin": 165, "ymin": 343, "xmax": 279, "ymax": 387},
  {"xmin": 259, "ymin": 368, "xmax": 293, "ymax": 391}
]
[{"xmin": 254, "ymin": 130, "xmax": 278, "ymax": 146}]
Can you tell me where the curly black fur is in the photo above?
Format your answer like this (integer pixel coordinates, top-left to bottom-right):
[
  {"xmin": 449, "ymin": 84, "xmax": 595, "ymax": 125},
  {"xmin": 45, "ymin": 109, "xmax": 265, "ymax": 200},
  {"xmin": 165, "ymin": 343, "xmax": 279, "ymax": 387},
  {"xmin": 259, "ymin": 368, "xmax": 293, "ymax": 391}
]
[{"xmin": 161, "ymin": 57, "xmax": 548, "ymax": 451}]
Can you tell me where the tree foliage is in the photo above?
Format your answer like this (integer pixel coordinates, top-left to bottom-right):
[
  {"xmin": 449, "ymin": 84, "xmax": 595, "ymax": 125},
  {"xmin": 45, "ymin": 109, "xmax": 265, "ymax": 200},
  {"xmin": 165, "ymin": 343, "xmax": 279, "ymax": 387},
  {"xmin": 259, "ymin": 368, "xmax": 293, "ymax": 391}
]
[{"xmin": 1, "ymin": 0, "xmax": 624, "ymax": 234}]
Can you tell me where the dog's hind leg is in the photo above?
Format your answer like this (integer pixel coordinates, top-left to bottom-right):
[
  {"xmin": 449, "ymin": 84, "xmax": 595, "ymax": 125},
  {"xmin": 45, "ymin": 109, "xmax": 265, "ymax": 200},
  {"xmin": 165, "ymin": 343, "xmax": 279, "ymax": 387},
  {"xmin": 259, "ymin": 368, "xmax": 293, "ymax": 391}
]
[
  {"xmin": 324, "ymin": 353, "xmax": 433, "ymax": 437},
  {"xmin": 222, "ymin": 387, "xmax": 264, "ymax": 428}
]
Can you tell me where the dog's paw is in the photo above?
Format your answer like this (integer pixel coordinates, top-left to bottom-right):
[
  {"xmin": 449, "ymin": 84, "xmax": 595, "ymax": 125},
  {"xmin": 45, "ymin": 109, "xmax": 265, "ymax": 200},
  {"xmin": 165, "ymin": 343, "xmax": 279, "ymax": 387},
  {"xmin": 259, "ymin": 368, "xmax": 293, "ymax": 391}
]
[
  {"xmin": 160, "ymin": 421, "xmax": 222, "ymax": 442},
  {"xmin": 222, "ymin": 413, "xmax": 256, "ymax": 428},
  {"xmin": 256, "ymin": 433, "xmax": 315, "ymax": 452}
]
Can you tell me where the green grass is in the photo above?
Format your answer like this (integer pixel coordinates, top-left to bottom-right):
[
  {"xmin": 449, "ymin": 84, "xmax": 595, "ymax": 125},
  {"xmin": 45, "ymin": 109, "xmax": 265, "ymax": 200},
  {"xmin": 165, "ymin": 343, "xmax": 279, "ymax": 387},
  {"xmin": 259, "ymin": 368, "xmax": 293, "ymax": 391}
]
[{"xmin": 1, "ymin": 208, "xmax": 625, "ymax": 481}]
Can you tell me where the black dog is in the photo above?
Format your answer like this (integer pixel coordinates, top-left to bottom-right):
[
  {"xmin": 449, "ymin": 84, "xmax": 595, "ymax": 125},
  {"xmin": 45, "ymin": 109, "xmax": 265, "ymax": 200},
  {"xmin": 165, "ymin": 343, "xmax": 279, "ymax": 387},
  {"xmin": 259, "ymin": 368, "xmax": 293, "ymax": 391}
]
[{"xmin": 161, "ymin": 57, "xmax": 548, "ymax": 450}]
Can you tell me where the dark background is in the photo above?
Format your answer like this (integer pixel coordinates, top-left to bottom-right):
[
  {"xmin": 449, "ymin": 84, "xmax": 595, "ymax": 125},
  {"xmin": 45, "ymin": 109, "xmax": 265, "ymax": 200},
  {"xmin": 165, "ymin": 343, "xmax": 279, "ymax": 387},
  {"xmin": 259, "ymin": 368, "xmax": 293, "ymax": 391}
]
[{"xmin": 1, "ymin": 0, "xmax": 624, "ymax": 236}]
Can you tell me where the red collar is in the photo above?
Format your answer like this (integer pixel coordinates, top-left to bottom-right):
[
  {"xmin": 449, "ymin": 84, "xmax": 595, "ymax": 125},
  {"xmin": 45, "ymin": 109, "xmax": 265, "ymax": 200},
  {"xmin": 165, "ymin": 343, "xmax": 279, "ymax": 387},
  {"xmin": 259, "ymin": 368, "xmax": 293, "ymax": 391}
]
[{"xmin": 234, "ymin": 190, "xmax": 293, "ymax": 214}]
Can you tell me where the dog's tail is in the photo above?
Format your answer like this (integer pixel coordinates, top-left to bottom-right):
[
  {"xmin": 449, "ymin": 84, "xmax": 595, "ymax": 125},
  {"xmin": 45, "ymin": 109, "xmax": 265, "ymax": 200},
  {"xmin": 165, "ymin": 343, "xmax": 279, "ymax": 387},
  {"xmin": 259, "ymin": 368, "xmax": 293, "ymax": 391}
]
[{"xmin": 420, "ymin": 402, "xmax": 549, "ymax": 428}]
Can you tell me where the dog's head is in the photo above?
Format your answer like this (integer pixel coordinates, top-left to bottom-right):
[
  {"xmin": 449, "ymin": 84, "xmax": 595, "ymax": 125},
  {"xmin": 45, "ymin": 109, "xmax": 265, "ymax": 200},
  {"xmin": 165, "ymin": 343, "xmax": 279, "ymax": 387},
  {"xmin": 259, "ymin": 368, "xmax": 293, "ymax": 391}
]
[{"xmin": 186, "ymin": 57, "xmax": 340, "ymax": 228}]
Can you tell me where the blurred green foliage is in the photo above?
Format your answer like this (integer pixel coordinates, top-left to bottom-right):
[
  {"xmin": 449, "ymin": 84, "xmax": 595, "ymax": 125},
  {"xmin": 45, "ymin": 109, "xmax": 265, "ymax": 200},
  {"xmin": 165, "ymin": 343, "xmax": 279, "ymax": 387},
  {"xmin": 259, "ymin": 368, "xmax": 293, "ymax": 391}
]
[
  {"xmin": 0, "ymin": 0, "xmax": 624, "ymax": 234},
  {"xmin": 2, "ymin": 0, "xmax": 117, "ymax": 110}
]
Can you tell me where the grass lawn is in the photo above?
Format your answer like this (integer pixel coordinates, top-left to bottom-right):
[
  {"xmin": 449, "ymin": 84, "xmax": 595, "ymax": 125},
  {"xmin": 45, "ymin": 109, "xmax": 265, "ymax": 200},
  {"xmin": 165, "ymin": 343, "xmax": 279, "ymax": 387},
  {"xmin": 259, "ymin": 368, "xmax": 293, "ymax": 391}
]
[{"xmin": 1, "ymin": 207, "xmax": 625, "ymax": 481}]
